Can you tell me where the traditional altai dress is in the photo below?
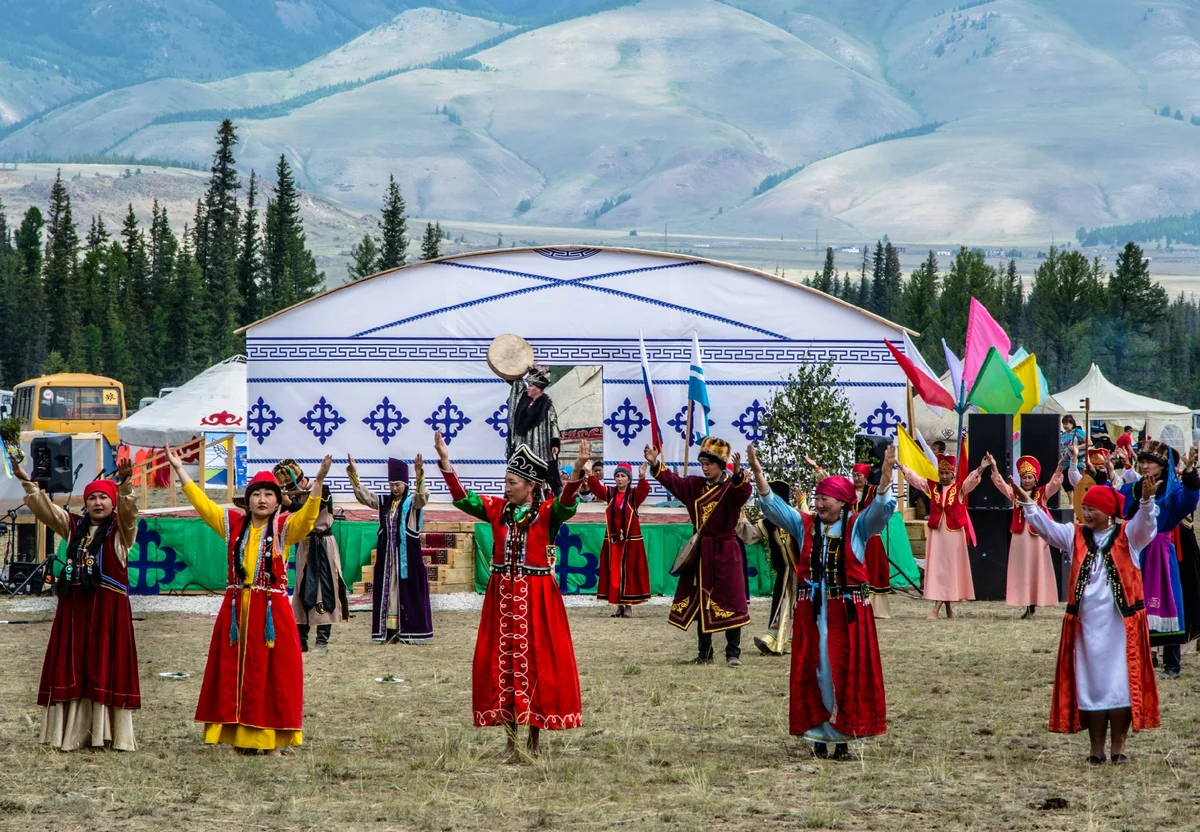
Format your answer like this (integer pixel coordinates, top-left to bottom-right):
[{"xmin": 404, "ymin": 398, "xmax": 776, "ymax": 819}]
[
  {"xmin": 184, "ymin": 474, "xmax": 320, "ymax": 749},
  {"xmin": 747, "ymin": 480, "xmax": 798, "ymax": 656},
  {"xmin": 439, "ymin": 449, "xmax": 583, "ymax": 730},
  {"xmin": 905, "ymin": 457, "xmax": 980, "ymax": 603},
  {"xmin": 758, "ymin": 477, "xmax": 892, "ymax": 744},
  {"xmin": 506, "ymin": 372, "xmax": 562, "ymax": 494},
  {"xmin": 22, "ymin": 477, "xmax": 140, "ymax": 751},
  {"xmin": 991, "ymin": 457, "xmax": 1061, "ymax": 608},
  {"xmin": 589, "ymin": 465, "xmax": 652, "ymax": 606},
  {"xmin": 353, "ymin": 459, "xmax": 432, "ymax": 643},
  {"xmin": 1023, "ymin": 490, "xmax": 1160, "ymax": 733},
  {"xmin": 291, "ymin": 482, "xmax": 349, "ymax": 638},
  {"xmin": 653, "ymin": 461, "xmax": 754, "ymax": 634}
]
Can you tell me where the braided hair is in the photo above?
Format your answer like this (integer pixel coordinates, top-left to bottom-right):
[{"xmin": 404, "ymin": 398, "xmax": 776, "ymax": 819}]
[{"xmin": 233, "ymin": 507, "xmax": 281, "ymax": 585}]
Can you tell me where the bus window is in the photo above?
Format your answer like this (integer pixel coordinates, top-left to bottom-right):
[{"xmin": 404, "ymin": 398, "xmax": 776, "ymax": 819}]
[{"xmin": 38, "ymin": 387, "xmax": 122, "ymax": 421}]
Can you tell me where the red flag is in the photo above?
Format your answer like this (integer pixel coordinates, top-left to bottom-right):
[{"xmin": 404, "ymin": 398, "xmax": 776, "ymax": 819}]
[{"xmin": 884, "ymin": 339, "xmax": 957, "ymax": 411}]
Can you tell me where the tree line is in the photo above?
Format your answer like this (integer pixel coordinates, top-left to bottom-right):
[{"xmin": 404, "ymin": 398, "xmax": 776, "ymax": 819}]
[
  {"xmin": 0, "ymin": 119, "xmax": 438, "ymax": 404},
  {"xmin": 806, "ymin": 241, "xmax": 1200, "ymax": 408}
]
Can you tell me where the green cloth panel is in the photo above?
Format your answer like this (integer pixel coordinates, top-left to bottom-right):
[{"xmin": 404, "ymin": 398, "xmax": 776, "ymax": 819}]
[
  {"xmin": 472, "ymin": 522, "xmax": 772, "ymax": 596},
  {"xmin": 880, "ymin": 510, "xmax": 921, "ymax": 589}
]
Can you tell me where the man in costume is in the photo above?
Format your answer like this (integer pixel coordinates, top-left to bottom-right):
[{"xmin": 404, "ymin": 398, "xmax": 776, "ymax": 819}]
[
  {"xmin": 506, "ymin": 364, "xmax": 563, "ymax": 495},
  {"xmin": 1118, "ymin": 441, "xmax": 1200, "ymax": 680},
  {"xmin": 644, "ymin": 436, "xmax": 753, "ymax": 667},
  {"xmin": 168, "ymin": 447, "xmax": 330, "ymax": 755},
  {"xmin": 588, "ymin": 460, "xmax": 652, "ymax": 617},
  {"xmin": 274, "ymin": 459, "xmax": 349, "ymax": 653},
  {"xmin": 347, "ymin": 454, "xmax": 432, "ymax": 643},
  {"xmin": 1013, "ymin": 478, "xmax": 1160, "ymax": 764},
  {"xmin": 747, "ymin": 479, "xmax": 799, "ymax": 656},
  {"xmin": 749, "ymin": 442, "xmax": 896, "ymax": 760},
  {"xmin": 900, "ymin": 454, "xmax": 987, "ymax": 620},
  {"xmin": 434, "ymin": 430, "xmax": 588, "ymax": 757},
  {"xmin": 11, "ymin": 456, "xmax": 139, "ymax": 751},
  {"xmin": 987, "ymin": 453, "xmax": 1063, "ymax": 619}
]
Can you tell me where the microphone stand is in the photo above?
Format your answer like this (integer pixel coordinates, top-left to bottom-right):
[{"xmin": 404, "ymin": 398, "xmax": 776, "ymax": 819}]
[{"xmin": 8, "ymin": 463, "xmax": 86, "ymax": 596}]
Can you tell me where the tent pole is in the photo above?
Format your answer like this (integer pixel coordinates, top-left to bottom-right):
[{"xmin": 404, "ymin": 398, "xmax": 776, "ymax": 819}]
[
  {"xmin": 682, "ymin": 398, "xmax": 693, "ymax": 476},
  {"xmin": 226, "ymin": 435, "xmax": 235, "ymax": 504}
]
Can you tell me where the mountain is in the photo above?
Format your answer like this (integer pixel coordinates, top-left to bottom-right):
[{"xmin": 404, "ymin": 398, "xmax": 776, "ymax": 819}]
[{"xmin": 3, "ymin": 0, "xmax": 1200, "ymax": 244}]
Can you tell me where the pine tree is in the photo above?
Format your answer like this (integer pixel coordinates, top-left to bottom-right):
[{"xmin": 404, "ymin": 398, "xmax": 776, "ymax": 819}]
[
  {"xmin": 812, "ymin": 246, "xmax": 836, "ymax": 294},
  {"xmin": 236, "ymin": 171, "xmax": 263, "ymax": 326},
  {"xmin": 165, "ymin": 229, "xmax": 207, "ymax": 383},
  {"xmin": 938, "ymin": 248, "xmax": 1003, "ymax": 353},
  {"xmin": 1027, "ymin": 247, "xmax": 1105, "ymax": 388},
  {"xmin": 42, "ymin": 170, "xmax": 84, "ymax": 369},
  {"xmin": 869, "ymin": 241, "xmax": 886, "ymax": 313},
  {"xmin": 263, "ymin": 154, "xmax": 323, "ymax": 311},
  {"xmin": 1002, "ymin": 259, "xmax": 1025, "ymax": 345},
  {"xmin": 120, "ymin": 205, "xmax": 154, "ymax": 397},
  {"xmin": 376, "ymin": 175, "xmax": 408, "ymax": 271},
  {"xmin": 882, "ymin": 242, "xmax": 902, "ymax": 317},
  {"xmin": 13, "ymin": 207, "xmax": 48, "ymax": 379},
  {"xmin": 420, "ymin": 222, "xmax": 443, "ymax": 261},
  {"xmin": 347, "ymin": 233, "xmax": 379, "ymax": 281},
  {"xmin": 0, "ymin": 195, "xmax": 11, "ymax": 256},
  {"xmin": 199, "ymin": 119, "xmax": 242, "ymax": 364},
  {"xmin": 86, "ymin": 215, "xmax": 110, "ymax": 254},
  {"xmin": 857, "ymin": 273, "xmax": 869, "ymax": 309}
]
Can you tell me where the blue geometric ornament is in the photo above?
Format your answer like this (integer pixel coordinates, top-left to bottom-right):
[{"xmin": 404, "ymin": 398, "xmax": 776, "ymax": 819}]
[
  {"xmin": 424, "ymin": 397, "xmax": 471, "ymax": 443},
  {"xmin": 362, "ymin": 396, "xmax": 410, "ymax": 445},
  {"xmin": 247, "ymin": 396, "xmax": 284, "ymax": 445},
  {"xmin": 300, "ymin": 397, "xmax": 347, "ymax": 445},
  {"xmin": 604, "ymin": 398, "xmax": 650, "ymax": 446},
  {"xmin": 732, "ymin": 399, "xmax": 769, "ymax": 442},
  {"xmin": 668, "ymin": 404, "xmax": 715, "ymax": 444},
  {"xmin": 860, "ymin": 400, "xmax": 903, "ymax": 436},
  {"xmin": 486, "ymin": 401, "xmax": 509, "ymax": 439}
]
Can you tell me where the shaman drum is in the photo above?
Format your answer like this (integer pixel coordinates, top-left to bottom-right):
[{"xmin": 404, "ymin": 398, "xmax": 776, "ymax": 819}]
[{"xmin": 487, "ymin": 334, "xmax": 535, "ymax": 381}]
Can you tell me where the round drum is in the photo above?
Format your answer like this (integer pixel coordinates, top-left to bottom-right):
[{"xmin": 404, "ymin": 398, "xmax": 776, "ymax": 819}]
[{"xmin": 487, "ymin": 334, "xmax": 535, "ymax": 381}]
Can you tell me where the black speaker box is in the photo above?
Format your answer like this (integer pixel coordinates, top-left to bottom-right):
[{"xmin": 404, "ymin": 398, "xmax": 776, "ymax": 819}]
[
  {"xmin": 967, "ymin": 413, "xmax": 1013, "ymax": 508},
  {"xmin": 1020, "ymin": 413, "xmax": 1061, "ymax": 485},
  {"xmin": 967, "ymin": 507, "xmax": 1011, "ymax": 600},
  {"xmin": 31, "ymin": 435, "xmax": 73, "ymax": 494}
]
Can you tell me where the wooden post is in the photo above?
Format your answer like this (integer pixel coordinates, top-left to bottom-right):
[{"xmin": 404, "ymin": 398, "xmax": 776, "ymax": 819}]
[
  {"xmin": 198, "ymin": 437, "xmax": 207, "ymax": 492},
  {"xmin": 681, "ymin": 398, "xmax": 694, "ymax": 476},
  {"xmin": 904, "ymin": 379, "xmax": 916, "ymax": 507},
  {"xmin": 226, "ymin": 435, "xmax": 235, "ymax": 504}
]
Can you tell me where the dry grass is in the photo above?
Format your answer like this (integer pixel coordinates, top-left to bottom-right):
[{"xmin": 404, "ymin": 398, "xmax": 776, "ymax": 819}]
[{"xmin": 2, "ymin": 594, "xmax": 1200, "ymax": 831}]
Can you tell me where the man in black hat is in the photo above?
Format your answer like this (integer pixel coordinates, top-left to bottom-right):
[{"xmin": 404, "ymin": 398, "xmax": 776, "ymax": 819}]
[{"xmin": 507, "ymin": 365, "xmax": 563, "ymax": 494}]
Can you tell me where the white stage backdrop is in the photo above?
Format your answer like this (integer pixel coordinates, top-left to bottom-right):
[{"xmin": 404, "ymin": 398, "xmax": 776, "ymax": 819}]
[{"xmin": 243, "ymin": 247, "xmax": 911, "ymax": 498}]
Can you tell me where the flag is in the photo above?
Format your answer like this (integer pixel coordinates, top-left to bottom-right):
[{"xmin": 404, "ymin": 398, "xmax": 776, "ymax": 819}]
[
  {"xmin": 963, "ymin": 298, "xmax": 1011, "ymax": 391},
  {"xmin": 687, "ymin": 332, "xmax": 711, "ymax": 446},
  {"xmin": 897, "ymin": 425, "xmax": 939, "ymax": 483},
  {"xmin": 1011, "ymin": 352, "xmax": 1043, "ymax": 430},
  {"xmin": 1, "ymin": 451, "xmax": 11, "ymax": 479},
  {"xmin": 884, "ymin": 338, "xmax": 956, "ymax": 412},
  {"xmin": 638, "ymin": 332, "xmax": 663, "ymax": 449},
  {"xmin": 942, "ymin": 338, "xmax": 965, "ymax": 406},
  {"xmin": 966, "ymin": 347, "xmax": 1025, "ymax": 414}
]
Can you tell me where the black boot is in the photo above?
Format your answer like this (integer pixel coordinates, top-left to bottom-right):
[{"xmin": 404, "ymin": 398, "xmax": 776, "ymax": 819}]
[
  {"xmin": 297, "ymin": 624, "xmax": 310, "ymax": 653},
  {"xmin": 811, "ymin": 743, "xmax": 828, "ymax": 759},
  {"xmin": 314, "ymin": 624, "xmax": 331, "ymax": 653},
  {"xmin": 831, "ymin": 743, "xmax": 852, "ymax": 761},
  {"xmin": 385, "ymin": 628, "xmax": 399, "ymax": 644}
]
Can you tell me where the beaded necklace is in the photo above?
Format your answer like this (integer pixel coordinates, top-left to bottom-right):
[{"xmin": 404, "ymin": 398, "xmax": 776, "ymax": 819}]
[{"xmin": 1072, "ymin": 525, "xmax": 1123, "ymax": 610}]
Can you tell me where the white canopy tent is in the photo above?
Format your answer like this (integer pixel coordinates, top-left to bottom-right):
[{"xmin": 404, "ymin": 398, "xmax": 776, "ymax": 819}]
[
  {"xmin": 1050, "ymin": 363, "xmax": 1192, "ymax": 452},
  {"xmin": 118, "ymin": 356, "xmax": 248, "ymax": 448}
]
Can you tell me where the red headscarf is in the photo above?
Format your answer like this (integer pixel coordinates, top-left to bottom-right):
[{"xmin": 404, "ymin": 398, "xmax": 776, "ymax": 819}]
[
  {"xmin": 1082, "ymin": 485, "xmax": 1124, "ymax": 517},
  {"xmin": 814, "ymin": 475, "xmax": 856, "ymax": 504},
  {"xmin": 852, "ymin": 463, "xmax": 872, "ymax": 478},
  {"xmin": 83, "ymin": 479, "xmax": 118, "ymax": 503}
]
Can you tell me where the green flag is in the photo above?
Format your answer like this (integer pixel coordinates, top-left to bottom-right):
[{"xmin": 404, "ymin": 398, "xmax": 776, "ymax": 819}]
[{"xmin": 966, "ymin": 347, "xmax": 1025, "ymax": 414}]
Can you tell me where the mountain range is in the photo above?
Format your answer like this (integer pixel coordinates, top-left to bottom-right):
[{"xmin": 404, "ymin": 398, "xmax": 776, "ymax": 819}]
[{"xmin": 3, "ymin": 0, "xmax": 1200, "ymax": 244}]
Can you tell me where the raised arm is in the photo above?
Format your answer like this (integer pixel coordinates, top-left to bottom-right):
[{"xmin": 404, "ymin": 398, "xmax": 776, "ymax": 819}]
[
  {"xmin": 115, "ymin": 458, "xmax": 138, "ymax": 550},
  {"xmin": 645, "ymin": 442, "xmax": 688, "ymax": 502},
  {"xmin": 899, "ymin": 464, "xmax": 931, "ymax": 495},
  {"xmin": 633, "ymin": 469, "xmax": 651, "ymax": 505},
  {"xmin": 167, "ymin": 444, "xmax": 227, "ymax": 538},
  {"xmin": 346, "ymin": 454, "xmax": 380, "ymax": 510},
  {"xmin": 586, "ymin": 475, "xmax": 609, "ymax": 502},
  {"xmin": 986, "ymin": 454, "xmax": 1013, "ymax": 502},
  {"xmin": 284, "ymin": 456, "xmax": 331, "ymax": 546},
  {"xmin": 850, "ymin": 443, "xmax": 897, "ymax": 558},
  {"xmin": 434, "ymin": 430, "xmax": 492, "ymax": 521},
  {"xmin": 1013, "ymin": 476, "xmax": 1074, "ymax": 551},
  {"xmin": 959, "ymin": 464, "xmax": 984, "ymax": 495},
  {"xmin": 1159, "ymin": 463, "xmax": 1200, "ymax": 531},
  {"xmin": 411, "ymin": 455, "xmax": 429, "ymax": 512}
]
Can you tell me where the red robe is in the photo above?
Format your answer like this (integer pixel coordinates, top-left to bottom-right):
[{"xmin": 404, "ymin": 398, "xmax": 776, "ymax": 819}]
[
  {"xmin": 589, "ymin": 475, "xmax": 652, "ymax": 604},
  {"xmin": 446, "ymin": 470, "xmax": 583, "ymax": 730},
  {"xmin": 856, "ymin": 485, "xmax": 890, "ymax": 595},
  {"xmin": 194, "ymin": 509, "xmax": 305, "ymax": 734},
  {"xmin": 653, "ymin": 465, "xmax": 754, "ymax": 632},
  {"xmin": 1050, "ymin": 524, "xmax": 1160, "ymax": 733},
  {"xmin": 790, "ymin": 512, "xmax": 888, "ymax": 739}
]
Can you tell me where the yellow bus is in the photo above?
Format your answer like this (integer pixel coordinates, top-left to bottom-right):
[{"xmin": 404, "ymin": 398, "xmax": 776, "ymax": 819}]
[{"xmin": 12, "ymin": 373, "xmax": 126, "ymax": 447}]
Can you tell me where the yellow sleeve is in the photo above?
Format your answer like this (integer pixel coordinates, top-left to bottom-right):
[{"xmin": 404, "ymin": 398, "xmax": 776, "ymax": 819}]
[
  {"xmin": 284, "ymin": 487, "xmax": 323, "ymax": 547},
  {"xmin": 182, "ymin": 481, "xmax": 227, "ymax": 538}
]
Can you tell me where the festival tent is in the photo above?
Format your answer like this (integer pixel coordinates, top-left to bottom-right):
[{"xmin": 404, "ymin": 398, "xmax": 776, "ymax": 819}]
[
  {"xmin": 1049, "ymin": 363, "xmax": 1192, "ymax": 452},
  {"xmin": 118, "ymin": 356, "xmax": 247, "ymax": 448}
]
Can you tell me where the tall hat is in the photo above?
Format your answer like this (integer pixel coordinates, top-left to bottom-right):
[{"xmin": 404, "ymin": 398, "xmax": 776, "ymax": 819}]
[
  {"xmin": 1016, "ymin": 455, "xmax": 1041, "ymax": 479},
  {"xmin": 387, "ymin": 457, "xmax": 409, "ymax": 484},
  {"xmin": 937, "ymin": 454, "xmax": 956, "ymax": 473},
  {"xmin": 272, "ymin": 459, "xmax": 304, "ymax": 489},
  {"xmin": 768, "ymin": 479, "xmax": 791, "ymax": 502},
  {"xmin": 525, "ymin": 365, "xmax": 551, "ymax": 389},
  {"xmin": 507, "ymin": 443, "xmax": 548, "ymax": 484},
  {"xmin": 697, "ymin": 436, "xmax": 731, "ymax": 465},
  {"xmin": 245, "ymin": 470, "xmax": 283, "ymax": 502}
]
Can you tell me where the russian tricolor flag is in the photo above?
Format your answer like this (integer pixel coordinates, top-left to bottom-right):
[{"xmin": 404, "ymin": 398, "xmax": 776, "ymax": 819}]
[{"xmin": 638, "ymin": 332, "xmax": 664, "ymax": 450}]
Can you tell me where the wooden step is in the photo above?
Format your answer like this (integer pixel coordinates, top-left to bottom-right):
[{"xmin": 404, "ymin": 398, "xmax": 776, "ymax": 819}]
[
  {"xmin": 432, "ymin": 581, "xmax": 474, "ymax": 594},
  {"xmin": 360, "ymin": 564, "xmax": 374, "ymax": 582}
]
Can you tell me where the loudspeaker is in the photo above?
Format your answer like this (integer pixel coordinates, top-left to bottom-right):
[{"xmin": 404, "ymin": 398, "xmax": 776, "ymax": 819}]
[
  {"xmin": 967, "ymin": 413, "xmax": 1013, "ymax": 508},
  {"xmin": 7, "ymin": 560, "xmax": 43, "ymax": 594},
  {"xmin": 1020, "ymin": 413, "xmax": 1061, "ymax": 485},
  {"xmin": 854, "ymin": 434, "xmax": 889, "ymax": 486},
  {"xmin": 31, "ymin": 435, "xmax": 72, "ymax": 494},
  {"xmin": 967, "ymin": 507, "xmax": 1011, "ymax": 600}
]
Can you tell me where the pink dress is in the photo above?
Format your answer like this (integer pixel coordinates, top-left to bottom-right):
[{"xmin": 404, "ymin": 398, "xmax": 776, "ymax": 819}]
[
  {"xmin": 906, "ymin": 467, "xmax": 979, "ymax": 602},
  {"xmin": 991, "ymin": 471, "xmax": 1061, "ymax": 608}
]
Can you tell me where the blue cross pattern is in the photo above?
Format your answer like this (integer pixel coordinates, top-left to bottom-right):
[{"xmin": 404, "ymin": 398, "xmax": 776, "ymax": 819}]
[
  {"xmin": 425, "ymin": 397, "xmax": 472, "ymax": 443},
  {"xmin": 300, "ymin": 397, "xmax": 347, "ymax": 445},
  {"xmin": 860, "ymin": 400, "xmax": 903, "ymax": 436},
  {"xmin": 605, "ymin": 398, "xmax": 650, "ymax": 446},
  {"xmin": 362, "ymin": 396, "xmax": 410, "ymax": 445},
  {"xmin": 667, "ymin": 404, "xmax": 715, "ymax": 444},
  {"xmin": 486, "ymin": 401, "xmax": 509, "ymax": 439},
  {"xmin": 732, "ymin": 399, "xmax": 769, "ymax": 442},
  {"xmin": 247, "ymin": 396, "xmax": 284, "ymax": 445}
]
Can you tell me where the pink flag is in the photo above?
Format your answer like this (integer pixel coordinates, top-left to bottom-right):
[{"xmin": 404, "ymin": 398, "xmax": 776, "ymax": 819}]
[{"xmin": 962, "ymin": 298, "xmax": 1010, "ymax": 390}]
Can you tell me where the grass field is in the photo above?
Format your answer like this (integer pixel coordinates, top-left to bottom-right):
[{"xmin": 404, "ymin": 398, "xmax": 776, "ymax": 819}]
[{"xmin": 1, "ymin": 593, "xmax": 1199, "ymax": 831}]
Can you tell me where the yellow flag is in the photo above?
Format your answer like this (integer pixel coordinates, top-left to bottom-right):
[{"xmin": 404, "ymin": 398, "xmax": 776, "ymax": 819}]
[
  {"xmin": 897, "ymin": 425, "xmax": 939, "ymax": 483},
  {"xmin": 1012, "ymin": 353, "xmax": 1042, "ymax": 430}
]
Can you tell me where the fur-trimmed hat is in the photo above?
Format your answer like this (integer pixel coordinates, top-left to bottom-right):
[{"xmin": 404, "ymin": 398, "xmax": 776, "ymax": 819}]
[
  {"xmin": 525, "ymin": 365, "xmax": 551, "ymax": 389},
  {"xmin": 272, "ymin": 459, "xmax": 305, "ymax": 490},
  {"xmin": 768, "ymin": 479, "xmax": 791, "ymax": 502},
  {"xmin": 507, "ymin": 443, "xmax": 548, "ymax": 484},
  {"xmin": 1138, "ymin": 440, "xmax": 1171, "ymax": 469},
  {"xmin": 697, "ymin": 436, "xmax": 731, "ymax": 465}
]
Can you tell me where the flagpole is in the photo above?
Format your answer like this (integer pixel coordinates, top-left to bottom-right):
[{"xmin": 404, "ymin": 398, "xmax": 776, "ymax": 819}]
[
  {"xmin": 905, "ymin": 379, "xmax": 915, "ymax": 509},
  {"xmin": 683, "ymin": 397, "xmax": 694, "ymax": 476}
]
